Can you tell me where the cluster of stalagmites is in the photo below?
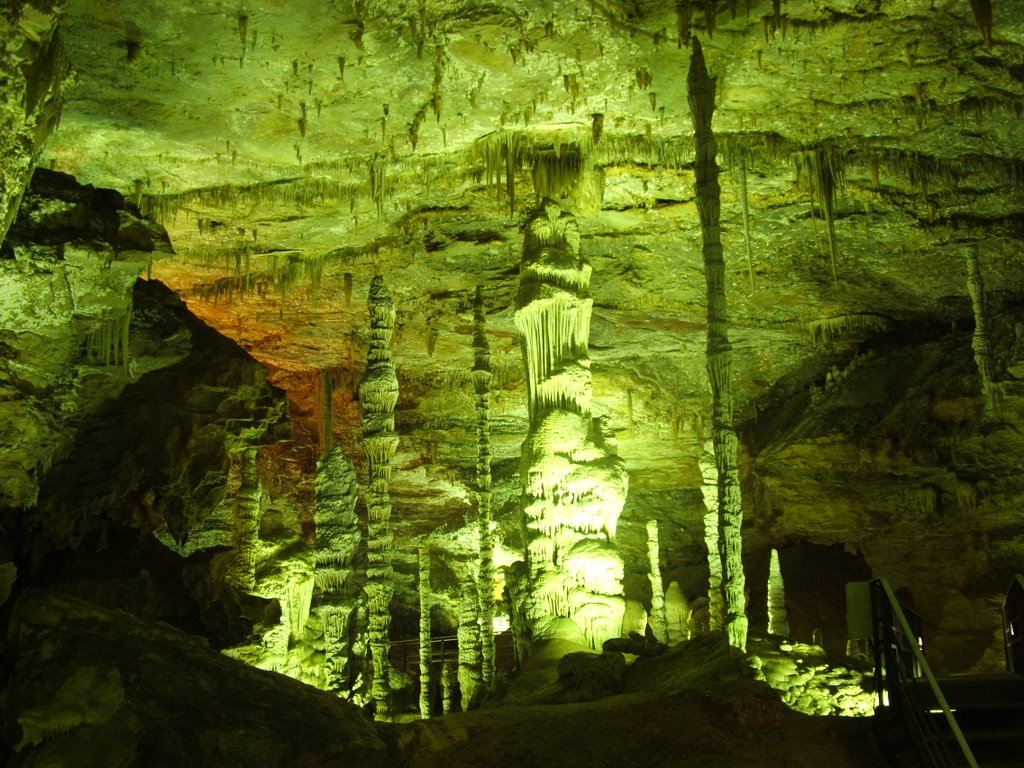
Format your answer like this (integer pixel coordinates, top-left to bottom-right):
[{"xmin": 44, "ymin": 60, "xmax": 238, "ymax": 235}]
[
  {"xmin": 359, "ymin": 275, "xmax": 399, "ymax": 719},
  {"xmin": 509, "ymin": 200, "xmax": 628, "ymax": 654}
]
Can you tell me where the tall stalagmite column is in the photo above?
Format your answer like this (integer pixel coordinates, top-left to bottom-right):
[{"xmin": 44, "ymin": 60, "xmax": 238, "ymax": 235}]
[
  {"xmin": 456, "ymin": 570, "xmax": 482, "ymax": 708},
  {"xmin": 967, "ymin": 245, "xmax": 996, "ymax": 418},
  {"xmin": 418, "ymin": 544, "xmax": 432, "ymax": 719},
  {"xmin": 473, "ymin": 286, "xmax": 497, "ymax": 687},
  {"xmin": 688, "ymin": 38, "xmax": 748, "ymax": 652},
  {"xmin": 511, "ymin": 199, "xmax": 628, "ymax": 653},
  {"xmin": 312, "ymin": 446, "xmax": 363, "ymax": 694},
  {"xmin": 698, "ymin": 439, "xmax": 724, "ymax": 631},
  {"xmin": 229, "ymin": 447, "xmax": 262, "ymax": 592},
  {"xmin": 359, "ymin": 275, "xmax": 400, "ymax": 719}
]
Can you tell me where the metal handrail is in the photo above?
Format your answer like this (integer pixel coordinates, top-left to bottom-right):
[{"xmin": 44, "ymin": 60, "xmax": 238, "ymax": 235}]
[
  {"xmin": 871, "ymin": 577, "xmax": 979, "ymax": 768},
  {"xmin": 1003, "ymin": 573, "xmax": 1024, "ymax": 674}
]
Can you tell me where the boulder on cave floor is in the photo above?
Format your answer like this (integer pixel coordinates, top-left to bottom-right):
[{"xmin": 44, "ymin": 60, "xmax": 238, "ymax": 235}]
[{"xmin": 1, "ymin": 589, "xmax": 388, "ymax": 768}]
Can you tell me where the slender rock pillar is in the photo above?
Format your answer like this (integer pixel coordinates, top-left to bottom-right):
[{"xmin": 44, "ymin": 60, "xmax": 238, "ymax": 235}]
[
  {"xmin": 229, "ymin": 447, "xmax": 261, "ymax": 592},
  {"xmin": 511, "ymin": 199, "xmax": 628, "ymax": 653},
  {"xmin": 472, "ymin": 286, "xmax": 497, "ymax": 687},
  {"xmin": 967, "ymin": 245, "xmax": 996, "ymax": 418},
  {"xmin": 418, "ymin": 544, "xmax": 432, "ymax": 719},
  {"xmin": 688, "ymin": 37, "xmax": 748, "ymax": 652},
  {"xmin": 359, "ymin": 275, "xmax": 400, "ymax": 720}
]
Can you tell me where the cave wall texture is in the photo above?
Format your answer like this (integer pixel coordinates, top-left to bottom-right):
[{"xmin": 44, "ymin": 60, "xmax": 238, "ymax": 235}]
[{"xmin": 1, "ymin": 0, "xmax": 1024, "ymax": 746}]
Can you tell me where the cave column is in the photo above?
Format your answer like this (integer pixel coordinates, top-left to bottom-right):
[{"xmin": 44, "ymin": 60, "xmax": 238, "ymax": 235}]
[
  {"xmin": 687, "ymin": 37, "xmax": 748, "ymax": 653},
  {"xmin": 473, "ymin": 286, "xmax": 497, "ymax": 688},
  {"xmin": 359, "ymin": 275, "xmax": 400, "ymax": 720}
]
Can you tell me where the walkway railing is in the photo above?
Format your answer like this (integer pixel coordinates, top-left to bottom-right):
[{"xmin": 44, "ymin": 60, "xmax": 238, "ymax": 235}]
[{"xmin": 870, "ymin": 577, "xmax": 979, "ymax": 768}]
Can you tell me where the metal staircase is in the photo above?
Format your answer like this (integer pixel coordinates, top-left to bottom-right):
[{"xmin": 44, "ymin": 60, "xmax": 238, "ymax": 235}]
[{"xmin": 866, "ymin": 574, "xmax": 1024, "ymax": 768}]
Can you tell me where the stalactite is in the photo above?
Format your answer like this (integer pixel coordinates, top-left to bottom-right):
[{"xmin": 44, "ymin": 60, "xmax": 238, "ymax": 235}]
[
  {"xmin": 688, "ymin": 37, "xmax": 747, "ymax": 653},
  {"xmin": 360, "ymin": 275, "xmax": 399, "ymax": 720},
  {"xmin": 370, "ymin": 154, "xmax": 387, "ymax": 220},
  {"xmin": 738, "ymin": 150, "xmax": 755, "ymax": 290},
  {"xmin": 767, "ymin": 548, "xmax": 789, "ymax": 638},
  {"xmin": 806, "ymin": 313, "xmax": 890, "ymax": 345},
  {"xmin": 418, "ymin": 544, "xmax": 432, "ymax": 719},
  {"xmin": 969, "ymin": 0, "xmax": 993, "ymax": 47},
  {"xmin": 229, "ymin": 448, "xmax": 261, "ymax": 592},
  {"xmin": 319, "ymin": 368, "xmax": 334, "ymax": 456},
  {"xmin": 798, "ymin": 145, "xmax": 844, "ymax": 284},
  {"xmin": 967, "ymin": 245, "xmax": 997, "ymax": 418},
  {"xmin": 473, "ymin": 286, "xmax": 496, "ymax": 689},
  {"xmin": 511, "ymin": 200, "xmax": 627, "ymax": 655},
  {"xmin": 646, "ymin": 520, "xmax": 668, "ymax": 643}
]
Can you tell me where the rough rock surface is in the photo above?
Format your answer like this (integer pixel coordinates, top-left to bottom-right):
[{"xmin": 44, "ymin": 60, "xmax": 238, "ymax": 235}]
[
  {"xmin": 1, "ymin": 589, "xmax": 389, "ymax": 768},
  {"xmin": 0, "ymin": 0, "xmax": 1022, "ymax": 730}
]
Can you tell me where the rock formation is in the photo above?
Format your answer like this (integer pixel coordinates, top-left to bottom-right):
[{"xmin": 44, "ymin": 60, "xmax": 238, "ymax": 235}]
[
  {"xmin": 511, "ymin": 199, "xmax": 628, "ymax": 653},
  {"xmin": 767, "ymin": 548, "xmax": 789, "ymax": 639},
  {"xmin": 473, "ymin": 285, "xmax": 497, "ymax": 689},
  {"xmin": 688, "ymin": 37, "xmax": 748, "ymax": 652},
  {"xmin": 359, "ymin": 275, "xmax": 400, "ymax": 719},
  {"xmin": 646, "ymin": 520, "xmax": 668, "ymax": 644}
]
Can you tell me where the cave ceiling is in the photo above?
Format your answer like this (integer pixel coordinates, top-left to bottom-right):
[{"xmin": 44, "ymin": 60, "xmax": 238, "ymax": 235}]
[{"xmin": 29, "ymin": 0, "xmax": 1024, "ymax": 652}]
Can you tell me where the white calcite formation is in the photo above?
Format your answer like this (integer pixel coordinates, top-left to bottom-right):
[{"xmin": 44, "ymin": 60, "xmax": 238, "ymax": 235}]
[
  {"xmin": 511, "ymin": 199, "xmax": 628, "ymax": 652},
  {"xmin": 359, "ymin": 275, "xmax": 400, "ymax": 720},
  {"xmin": 646, "ymin": 520, "xmax": 668, "ymax": 644}
]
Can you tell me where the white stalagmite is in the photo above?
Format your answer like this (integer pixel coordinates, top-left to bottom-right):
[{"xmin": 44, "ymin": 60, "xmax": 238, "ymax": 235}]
[
  {"xmin": 688, "ymin": 37, "xmax": 748, "ymax": 652},
  {"xmin": 511, "ymin": 199, "xmax": 628, "ymax": 654},
  {"xmin": 473, "ymin": 286, "xmax": 497, "ymax": 689},
  {"xmin": 767, "ymin": 548, "xmax": 789, "ymax": 639},
  {"xmin": 646, "ymin": 520, "xmax": 668, "ymax": 643},
  {"xmin": 418, "ymin": 544, "xmax": 431, "ymax": 719},
  {"xmin": 360, "ymin": 275, "xmax": 399, "ymax": 720},
  {"xmin": 967, "ymin": 245, "xmax": 996, "ymax": 418}
]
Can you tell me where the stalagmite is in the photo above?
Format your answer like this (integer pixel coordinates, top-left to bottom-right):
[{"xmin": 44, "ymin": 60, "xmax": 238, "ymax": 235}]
[
  {"xmin": 229, "ymin": 447, "xmax": 261, "ymax": 592},
  {"xmin": 360, "ymin": 275, "xmax": 400, "ymax": 720},
  {"xmin": 312, "ymin": 446, "xmax": 362, "ymax": 695},
  {"xmin": 510, "ymin": 199, "xmax": 628, "ymax": 654},
  {"xmin": 688, "ymin": 37, "xmax": 748, "ymax": 652},
  {"xmin": 967, "ymin": 245, "xmax": 996, "ymax": 418},
  {"xmin": 441, "ymin": 662, "xmax": 455, "ymax": 714},
  {"xmin": 473, "ymin": 286, "xmax": 497, "ymax": 688},
  {"xmin": 457, "ymin": 572, "xmax": 482, "ymax": 709},
  {"xmin": 699, "ymin": 439, "xmax": 724, "ymax": 631},
  {"xmin": 767, "ymin": 548, "xmax": 789, "ymax": 639},
  {"xmin": 646, "ymin": 520, "xmax": 668, "ymax": 643},
  {"xmin": 418, "ymin": 544, "xmax": 431, "ymax": 719},
  {"xmin": 664, "ymin": 581, "xmax": 691, "ymax": 646}
]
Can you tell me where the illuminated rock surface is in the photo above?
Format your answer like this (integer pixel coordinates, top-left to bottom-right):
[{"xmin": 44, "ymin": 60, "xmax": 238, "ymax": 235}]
[{"xmin": 0, "ymin": 0, "xmax": 1024, "ymax": 759}]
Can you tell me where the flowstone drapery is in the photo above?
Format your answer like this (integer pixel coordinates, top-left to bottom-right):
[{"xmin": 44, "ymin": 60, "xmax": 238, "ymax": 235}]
[
  {"xmin": 688, "ymin": 37, "xmax": 748, "ymax": 653},
  {"xmin": 510, "ymin": 199, "xmax": 628, "ymax": 653},
  {"xmin": 967, "ymin": 245, "xmax": 996, "ymax": 418},
  {"xmin": 472, "ymin": 286, "xmax": 497, "ymax": 688},
  {"xmin": 359, "ymin": 275, "xmax": 399, "ymax": 720}
]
